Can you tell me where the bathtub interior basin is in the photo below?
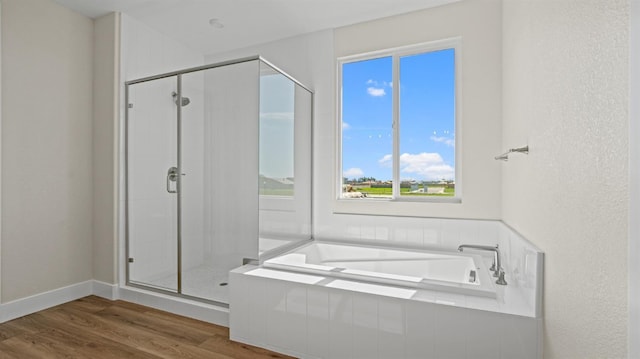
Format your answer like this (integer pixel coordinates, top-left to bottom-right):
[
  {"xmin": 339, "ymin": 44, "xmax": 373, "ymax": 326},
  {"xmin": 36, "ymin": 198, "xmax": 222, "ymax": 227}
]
[{"xmin": 263, "ymin": 241, "xmax": 497, "ymax": 298}]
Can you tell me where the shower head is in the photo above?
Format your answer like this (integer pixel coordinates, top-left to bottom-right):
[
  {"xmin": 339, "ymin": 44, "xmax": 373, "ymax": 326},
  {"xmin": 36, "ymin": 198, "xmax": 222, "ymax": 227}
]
[{"xmin": 172, "ymin": 92, "xmax": 191, "ymax": 106}]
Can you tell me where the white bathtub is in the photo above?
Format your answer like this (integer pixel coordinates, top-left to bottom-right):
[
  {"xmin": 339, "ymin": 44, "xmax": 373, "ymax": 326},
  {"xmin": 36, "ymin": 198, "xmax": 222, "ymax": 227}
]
[{"xmin": 263, "ymin": 241, "xmax": 497, "ymax": 298}]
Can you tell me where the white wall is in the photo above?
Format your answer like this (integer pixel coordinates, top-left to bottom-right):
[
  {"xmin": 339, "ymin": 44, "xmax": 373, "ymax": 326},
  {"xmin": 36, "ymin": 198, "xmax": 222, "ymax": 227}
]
[
  {"xmin": 329, "ymin": 0, "xmax": 503, "ymax": 221},
  {"xmin": 93, "ymin": 12, "xmax": 120, "ymax": 284},
  {"xmin": 502, "ymin": 0, "xmax": 629, "ymax": 357},
  {"xmin": 630, "ymin": 1, "xmax": 640, "ymax": 356},
  {"xmin": 0, "ymin": 2, "xmax": 3, "ymax": 302},
  {"xmin": 120, "ymin": 14, "xmax": 204, "ymax": 81},
  {"xmin": 1, "ymin": 0, "xmax": 94, "ymax": 302},
  {"xmin": 314, "ymin": 1, "xmax": 503, "ymax": 245}
]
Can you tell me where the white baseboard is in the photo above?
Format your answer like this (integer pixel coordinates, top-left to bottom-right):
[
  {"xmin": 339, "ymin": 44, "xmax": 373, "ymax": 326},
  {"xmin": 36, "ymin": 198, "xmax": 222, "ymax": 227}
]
[
  {"xmin": 0, "ymin": 280, "xmax": 93, "ymax": 323},
  {"xmin": 0, "ymin": 280, "xmax": 229, "ymax": 327},
  {"xmin": 92, "ymin": 280, "xmax": 119, "ymax": 300}
]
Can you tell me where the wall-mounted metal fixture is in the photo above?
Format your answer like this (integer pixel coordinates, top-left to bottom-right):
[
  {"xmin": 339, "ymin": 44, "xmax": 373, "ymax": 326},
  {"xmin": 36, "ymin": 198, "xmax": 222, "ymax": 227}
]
[
  {"xmin": 172, "ymin": 91, "xmax": 190, "ymax": 107},
  {"xmin": 458, "ymin": 244, "xmax": 507, "ymax": 285},
  {"xmin": 495, "ymin": 145, "xmax": 529, "ymax": 161}
]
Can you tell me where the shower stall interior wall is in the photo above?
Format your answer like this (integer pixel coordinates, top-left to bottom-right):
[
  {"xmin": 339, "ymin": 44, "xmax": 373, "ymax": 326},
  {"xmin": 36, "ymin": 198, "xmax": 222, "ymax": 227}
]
[{"xmin": 125, "ymin": 57, "xmax": 312, "ymax": 305}]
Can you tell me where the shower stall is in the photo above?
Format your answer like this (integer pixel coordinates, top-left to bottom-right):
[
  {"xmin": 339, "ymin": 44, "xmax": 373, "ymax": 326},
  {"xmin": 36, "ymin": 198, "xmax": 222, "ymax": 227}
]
[{"xmin": 124, "ymin": 56, "xmax": 312, "ymax": 305}]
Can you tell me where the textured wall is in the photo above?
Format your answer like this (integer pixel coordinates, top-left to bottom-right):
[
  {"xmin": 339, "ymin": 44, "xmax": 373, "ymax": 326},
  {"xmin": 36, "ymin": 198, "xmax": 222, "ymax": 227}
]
[
  {"xmin": 502, "ymin": 0, "xmax": 629, "ymax": 357},
  {"xmin": 1, "ymin": 0, "xmax": 94, "ymax": 302}
]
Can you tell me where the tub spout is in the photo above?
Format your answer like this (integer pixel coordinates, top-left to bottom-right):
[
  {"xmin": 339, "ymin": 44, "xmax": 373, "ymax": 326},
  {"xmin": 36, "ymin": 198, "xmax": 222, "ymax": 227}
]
[{"xmin": 458, "ymin": 244, "xmax": 506, "ymax": 285}]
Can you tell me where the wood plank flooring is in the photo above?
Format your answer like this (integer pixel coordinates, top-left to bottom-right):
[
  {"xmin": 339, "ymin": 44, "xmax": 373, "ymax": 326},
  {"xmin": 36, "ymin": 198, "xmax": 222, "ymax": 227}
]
[{"xmin": 0, "ymin": 296, "xmax": 294, "ymax": 359}]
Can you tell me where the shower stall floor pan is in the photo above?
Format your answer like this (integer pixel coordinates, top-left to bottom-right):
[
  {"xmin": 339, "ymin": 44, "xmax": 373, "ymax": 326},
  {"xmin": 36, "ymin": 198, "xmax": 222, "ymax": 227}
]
[{"xmin": 141, "ymin": 265, "xmax": 230, "ymax": 303}]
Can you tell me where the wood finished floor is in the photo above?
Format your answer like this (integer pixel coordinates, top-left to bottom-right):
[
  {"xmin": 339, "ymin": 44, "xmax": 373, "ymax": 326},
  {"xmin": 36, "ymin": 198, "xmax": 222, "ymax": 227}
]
[{"xmin": 0, "ymin": 296, "xmax": 294, "ymax": 359}]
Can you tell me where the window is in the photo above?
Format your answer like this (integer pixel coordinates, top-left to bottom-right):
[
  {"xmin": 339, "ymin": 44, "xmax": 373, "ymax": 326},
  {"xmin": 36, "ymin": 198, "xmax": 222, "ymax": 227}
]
[{"xmin": 339, "ymin": 39, "xmax": 459, "ymax": 201}]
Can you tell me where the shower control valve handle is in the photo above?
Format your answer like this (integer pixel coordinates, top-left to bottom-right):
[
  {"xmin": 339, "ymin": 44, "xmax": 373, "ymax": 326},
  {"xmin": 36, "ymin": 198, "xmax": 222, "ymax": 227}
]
[{"xmin": 166, "ymin": 166, "xmax": 178, "ymax": 193}]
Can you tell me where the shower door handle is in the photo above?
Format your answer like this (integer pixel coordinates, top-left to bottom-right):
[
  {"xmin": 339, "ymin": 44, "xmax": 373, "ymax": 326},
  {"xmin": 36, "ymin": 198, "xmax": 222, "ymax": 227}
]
[{"xmin": 167, "ymin": 166, "xmax": 178, "ymax": 193}]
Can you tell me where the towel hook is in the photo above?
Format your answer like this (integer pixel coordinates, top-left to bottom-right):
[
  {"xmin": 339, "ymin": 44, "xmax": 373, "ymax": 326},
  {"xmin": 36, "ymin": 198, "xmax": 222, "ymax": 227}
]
[{"xmin": 495, "ymin": 146, "xmax": 528, "ymax": 161}]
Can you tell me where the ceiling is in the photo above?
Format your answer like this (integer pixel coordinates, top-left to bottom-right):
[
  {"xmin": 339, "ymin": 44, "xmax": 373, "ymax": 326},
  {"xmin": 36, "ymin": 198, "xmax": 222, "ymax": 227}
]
[{"xmin": 53, "ymin": 0, "xmax": 459, "ymax": 55}]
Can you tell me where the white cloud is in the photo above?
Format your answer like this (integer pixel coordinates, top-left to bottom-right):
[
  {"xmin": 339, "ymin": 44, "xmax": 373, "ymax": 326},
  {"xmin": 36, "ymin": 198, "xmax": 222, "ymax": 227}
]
[
  {"xmin": 367, "ymin": 79, "xmax": 392, "ymax": 87},
  {"xmin": 342, "ymin": 122, "xmax": 351, "ymax": 130},
  {"xmin": 430, "ymin": 135, "xmax": 455, "ymax": 147},
  {"xmin": 378, "ymin": 152, "xmax": 454, "ymax": 181},
  {"xmin": 343, "ymin": 167, "xmax": 364, "ymax": 178},
  {"xmin": 378, "ymin": 154, "xmax": 393, "ymax": 167},
  {"xmin": 367, "ymin": 87, "xmax": 386, "ymax": 97},
  {"xmin": 365, "ymin": 79, "xmax": 391, "ymax": 97}
]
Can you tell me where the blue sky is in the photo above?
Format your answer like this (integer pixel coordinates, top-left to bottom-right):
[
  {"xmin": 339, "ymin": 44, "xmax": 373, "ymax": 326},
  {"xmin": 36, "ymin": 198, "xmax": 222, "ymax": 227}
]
[{"xmin": 342, "ymin": 49, "xmax": 455, "ymax": 182}]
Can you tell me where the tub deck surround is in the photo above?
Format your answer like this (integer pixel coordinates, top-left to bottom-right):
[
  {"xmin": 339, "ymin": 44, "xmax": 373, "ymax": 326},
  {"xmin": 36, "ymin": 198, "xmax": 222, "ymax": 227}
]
[
  {"xmin": 230, "ymin": 265, "xmax": 542, "ymax": 359},
  {"xmin": 230, "ymin": 219, "xmax": 543, "ymax": 358},
  {"xmin": 315, "ymin": 218, "xmax": 544, "ymax": 317},
  {"xmin": 245, "ymin": 256, "xmax": 535, "ymax": 318},
  {"xmin": 263, "ymin": 241, "xmax": 498, "ymax": 298}
]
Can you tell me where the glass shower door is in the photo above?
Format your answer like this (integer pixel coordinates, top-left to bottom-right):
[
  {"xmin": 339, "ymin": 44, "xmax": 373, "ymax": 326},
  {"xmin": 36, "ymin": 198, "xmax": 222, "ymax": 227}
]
[
  {"xmin": 180, "ymin": 61, "xmax": 260, "ymax": 303},
  {"xmin": 126, "ymin": 76, "xmax": 179, "ymax": 292}
]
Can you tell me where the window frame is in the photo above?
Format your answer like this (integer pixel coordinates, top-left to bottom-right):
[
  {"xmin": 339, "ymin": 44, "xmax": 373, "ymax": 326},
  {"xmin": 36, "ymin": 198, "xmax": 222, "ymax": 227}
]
[{"xmin": 336, "ymin": 37, "xmax": 462, "ymax": 204}]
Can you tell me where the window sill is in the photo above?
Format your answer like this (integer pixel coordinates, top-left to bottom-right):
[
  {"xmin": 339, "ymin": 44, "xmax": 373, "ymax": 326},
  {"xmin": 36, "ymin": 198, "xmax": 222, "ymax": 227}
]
[{"xmin": 333, "ymin": 196, "xmax": 462, "ymax": 217}]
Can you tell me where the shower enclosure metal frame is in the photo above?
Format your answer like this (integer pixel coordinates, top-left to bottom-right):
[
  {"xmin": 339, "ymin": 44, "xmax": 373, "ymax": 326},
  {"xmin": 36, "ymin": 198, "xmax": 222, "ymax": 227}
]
[{"xmin": 124, "ymin": 55, "xmax": 313, "ymax": 306}]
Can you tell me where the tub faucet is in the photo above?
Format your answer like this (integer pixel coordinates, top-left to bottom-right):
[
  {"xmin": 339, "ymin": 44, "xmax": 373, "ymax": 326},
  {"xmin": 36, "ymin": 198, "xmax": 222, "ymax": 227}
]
[{"xmin": 457, "ymin": 244, "xmax": 507, "ymax": 285}]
